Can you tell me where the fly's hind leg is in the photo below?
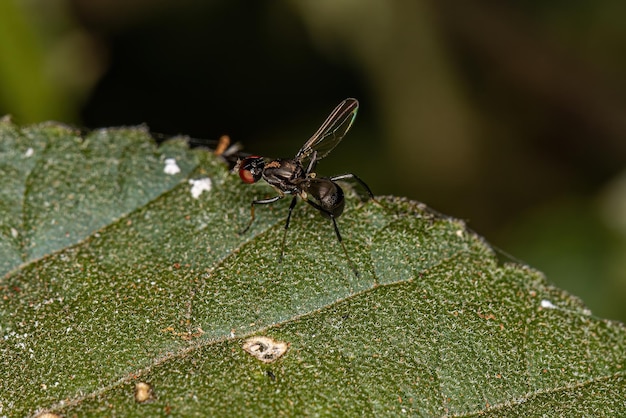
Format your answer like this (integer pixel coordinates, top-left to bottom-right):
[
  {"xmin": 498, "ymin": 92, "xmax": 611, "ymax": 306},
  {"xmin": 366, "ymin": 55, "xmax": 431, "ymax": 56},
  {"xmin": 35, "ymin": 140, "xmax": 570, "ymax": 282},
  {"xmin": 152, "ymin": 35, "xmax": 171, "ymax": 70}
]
[
  {"xmin": 330, "ymin": 173, "xmax": 374, "ymax": 201},
  {"xmin": 330, "ymin": 173, "xmax": 388, "ymax": 213},
  {"xmin": 303, "ymin": 199, "xmax": 360, "ymax": 277},
  {"xmin": 279, "ymin": 196, "xmax": 299, "ymax": 261}
]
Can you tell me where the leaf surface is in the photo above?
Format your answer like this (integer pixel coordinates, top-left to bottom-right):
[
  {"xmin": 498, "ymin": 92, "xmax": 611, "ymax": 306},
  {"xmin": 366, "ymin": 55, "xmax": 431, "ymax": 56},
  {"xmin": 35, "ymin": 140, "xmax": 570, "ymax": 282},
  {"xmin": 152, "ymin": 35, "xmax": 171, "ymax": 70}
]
[{"xmin": 0, "ymin": 120, "xmax": 624, "ymax": 417}]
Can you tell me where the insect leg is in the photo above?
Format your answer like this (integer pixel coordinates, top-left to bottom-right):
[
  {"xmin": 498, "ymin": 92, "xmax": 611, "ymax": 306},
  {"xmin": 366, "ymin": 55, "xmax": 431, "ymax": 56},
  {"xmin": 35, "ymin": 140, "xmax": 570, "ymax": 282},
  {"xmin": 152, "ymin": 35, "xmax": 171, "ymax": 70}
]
[
  {"xmin": 303, "ymin": 199, "xmax": 359, "ymax": 277},
  {"xmin": 330, "ymin": 173, "xmax": 374, "ymax": 200},
  {"xmin": 304, "ymin": 151, "xmax": 318, "ymax": 175},
  {"xmin": 240, "ymin": 195, "xmax": 284, "ymax": 234},
  {"xmin": 279, "ymin": 196, "xmax": 299, "ymax": 262}
]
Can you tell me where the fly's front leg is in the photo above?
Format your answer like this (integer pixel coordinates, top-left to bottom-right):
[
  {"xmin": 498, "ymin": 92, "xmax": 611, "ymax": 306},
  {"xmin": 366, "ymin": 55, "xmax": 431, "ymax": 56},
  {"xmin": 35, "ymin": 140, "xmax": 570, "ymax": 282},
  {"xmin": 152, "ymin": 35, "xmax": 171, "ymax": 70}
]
[{"xmin": 239, "ymin": 194, "xmax": 284, "ymax": 234}]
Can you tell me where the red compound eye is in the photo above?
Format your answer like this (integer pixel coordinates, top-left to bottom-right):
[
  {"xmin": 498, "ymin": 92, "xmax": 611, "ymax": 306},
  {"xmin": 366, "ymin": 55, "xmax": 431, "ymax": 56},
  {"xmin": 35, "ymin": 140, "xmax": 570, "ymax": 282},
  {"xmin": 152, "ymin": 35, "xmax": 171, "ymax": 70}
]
[
  {"xmin": 238, "ymin": 156, "xmax": 264, "ymax": 184},
  {"xmin": 239, "ymin": 168, "xmax": 256, "ymax": 184}
]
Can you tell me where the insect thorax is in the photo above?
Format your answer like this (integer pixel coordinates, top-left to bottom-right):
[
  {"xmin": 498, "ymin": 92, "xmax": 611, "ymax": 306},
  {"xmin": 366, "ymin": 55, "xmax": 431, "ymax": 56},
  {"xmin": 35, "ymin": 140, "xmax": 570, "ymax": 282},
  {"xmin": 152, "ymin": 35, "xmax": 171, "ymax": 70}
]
[{"xmin": 262, "ymin": 159, "xmax": 305, "ymax": 193}]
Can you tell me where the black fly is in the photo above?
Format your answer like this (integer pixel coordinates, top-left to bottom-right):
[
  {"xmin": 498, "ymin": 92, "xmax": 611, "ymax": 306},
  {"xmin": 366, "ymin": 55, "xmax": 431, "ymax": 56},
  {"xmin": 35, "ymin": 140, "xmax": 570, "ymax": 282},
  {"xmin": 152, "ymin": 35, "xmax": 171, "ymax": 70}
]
[{"xmin": 236, "ymin": 98, "xmax": 374, "ymax": 276}]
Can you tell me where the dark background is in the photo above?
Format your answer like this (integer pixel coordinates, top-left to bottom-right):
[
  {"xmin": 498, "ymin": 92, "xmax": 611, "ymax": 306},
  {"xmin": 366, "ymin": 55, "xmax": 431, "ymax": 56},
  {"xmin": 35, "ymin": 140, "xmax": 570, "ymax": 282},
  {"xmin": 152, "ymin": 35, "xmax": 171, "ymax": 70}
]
[{"xmin": 2, "ymin": 0, "xmax": 625, "ymax": 321}]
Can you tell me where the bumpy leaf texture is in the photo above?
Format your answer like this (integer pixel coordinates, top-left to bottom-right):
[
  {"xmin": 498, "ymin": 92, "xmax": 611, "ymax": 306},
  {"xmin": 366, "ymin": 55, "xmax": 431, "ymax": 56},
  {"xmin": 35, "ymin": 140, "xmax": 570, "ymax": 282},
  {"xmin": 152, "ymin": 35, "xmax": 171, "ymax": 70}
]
[{"xmin": 0, "ymin": 119, "xmax": 624, "ymax": 417}]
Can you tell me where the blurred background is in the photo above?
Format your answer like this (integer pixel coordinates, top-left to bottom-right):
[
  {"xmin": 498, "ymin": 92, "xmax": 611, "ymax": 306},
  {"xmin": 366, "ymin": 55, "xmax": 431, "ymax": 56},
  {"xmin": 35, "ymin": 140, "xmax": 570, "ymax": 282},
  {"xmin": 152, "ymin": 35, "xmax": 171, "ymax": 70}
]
[{"xmin": 1, "ymin": 0, "xmax": 625, "ymax": 322}]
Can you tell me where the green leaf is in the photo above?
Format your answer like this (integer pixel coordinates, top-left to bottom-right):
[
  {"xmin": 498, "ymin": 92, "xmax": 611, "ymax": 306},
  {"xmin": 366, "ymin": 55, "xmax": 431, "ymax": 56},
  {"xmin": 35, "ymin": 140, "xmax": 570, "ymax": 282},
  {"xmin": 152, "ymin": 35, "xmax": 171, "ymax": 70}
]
[{"xmin": 1, "ymin": 119, "xmax": 624, "ymax": 417}]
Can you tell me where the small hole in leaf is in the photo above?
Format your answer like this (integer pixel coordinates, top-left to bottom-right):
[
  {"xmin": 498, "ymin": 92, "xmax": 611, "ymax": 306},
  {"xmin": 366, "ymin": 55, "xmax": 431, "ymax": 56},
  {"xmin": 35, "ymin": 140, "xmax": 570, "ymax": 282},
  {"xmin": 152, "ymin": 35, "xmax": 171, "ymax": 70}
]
[{"xmin": 242, "ymin": 336, "xmax": 289, "ymax": 363}]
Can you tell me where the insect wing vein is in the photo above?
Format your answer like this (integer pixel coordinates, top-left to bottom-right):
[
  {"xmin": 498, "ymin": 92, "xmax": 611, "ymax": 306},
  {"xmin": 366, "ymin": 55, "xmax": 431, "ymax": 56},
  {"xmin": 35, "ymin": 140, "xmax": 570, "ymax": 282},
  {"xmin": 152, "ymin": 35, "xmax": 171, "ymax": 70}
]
[{"xmin": 295, "ymin": 98, "xmax": 359, "ymax": 163}]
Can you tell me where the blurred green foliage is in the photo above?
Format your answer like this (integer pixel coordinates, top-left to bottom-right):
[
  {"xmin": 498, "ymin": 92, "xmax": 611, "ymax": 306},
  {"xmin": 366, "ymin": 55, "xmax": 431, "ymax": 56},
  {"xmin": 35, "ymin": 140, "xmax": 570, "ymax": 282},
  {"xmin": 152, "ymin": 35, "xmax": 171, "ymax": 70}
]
[
  {"xmin": 0, "ymin": 0, "xmax": 102, "ymax": 123},
  {"xmin": 0, "ymin": 1, "xmax": 68, "ymax": 122},
  {"xmin": 0, "ymin": 0, "xmax": 624, "ymax": 322}
]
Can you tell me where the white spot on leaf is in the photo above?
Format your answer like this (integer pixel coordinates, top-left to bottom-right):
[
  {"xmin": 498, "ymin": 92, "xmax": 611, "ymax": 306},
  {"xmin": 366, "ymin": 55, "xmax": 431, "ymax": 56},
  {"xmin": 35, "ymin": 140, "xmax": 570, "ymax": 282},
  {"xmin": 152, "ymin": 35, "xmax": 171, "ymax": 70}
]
[
  {"xmin": 24, "ymin": 147, "xmax": 34, "ymax": 157},
  {"xmin": 134, "ymin": 382, "xmax": 154, "ymax": 403},
  {"xmin": 163, "ymin": 158, "xmax": 181, "ymax": 175},
  {"xmin": 540, "ymin": 299, "xmax": 557, "ymax": 309},
  {"xmin": 189, "ymin": 178, "xmax": 212, "ymax": 199}
]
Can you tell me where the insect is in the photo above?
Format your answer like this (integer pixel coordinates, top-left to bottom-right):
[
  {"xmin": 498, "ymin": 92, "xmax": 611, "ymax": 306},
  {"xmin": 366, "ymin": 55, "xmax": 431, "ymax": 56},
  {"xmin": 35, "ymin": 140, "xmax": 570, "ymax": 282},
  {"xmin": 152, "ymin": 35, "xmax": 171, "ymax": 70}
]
[{"xmin": 236, "ymin": 98, "xmax": 374, "ymax": 276}]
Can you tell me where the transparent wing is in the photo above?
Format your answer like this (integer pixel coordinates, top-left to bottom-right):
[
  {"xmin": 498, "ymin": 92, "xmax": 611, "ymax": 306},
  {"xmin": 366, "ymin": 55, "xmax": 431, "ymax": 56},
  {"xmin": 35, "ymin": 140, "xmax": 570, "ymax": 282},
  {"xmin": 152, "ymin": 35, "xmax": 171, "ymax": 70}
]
[{"xmin": 294, "ymin": 98, "xmax": 359, "ymax": 163}]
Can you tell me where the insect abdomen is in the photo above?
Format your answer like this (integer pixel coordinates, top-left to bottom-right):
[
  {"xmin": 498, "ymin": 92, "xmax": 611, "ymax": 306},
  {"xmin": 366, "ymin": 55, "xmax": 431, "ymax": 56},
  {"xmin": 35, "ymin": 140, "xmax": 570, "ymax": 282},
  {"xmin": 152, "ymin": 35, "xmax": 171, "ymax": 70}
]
[{"xmin": 304, "ymin": 178, "xmax": 345, "ymax": 218}]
